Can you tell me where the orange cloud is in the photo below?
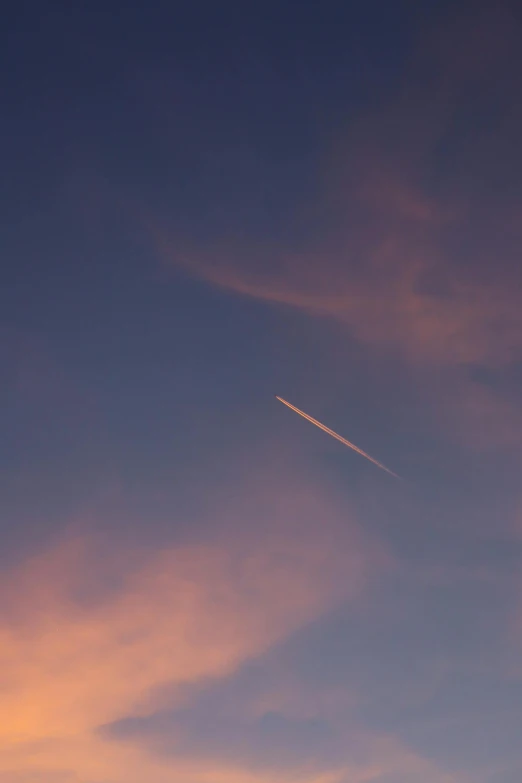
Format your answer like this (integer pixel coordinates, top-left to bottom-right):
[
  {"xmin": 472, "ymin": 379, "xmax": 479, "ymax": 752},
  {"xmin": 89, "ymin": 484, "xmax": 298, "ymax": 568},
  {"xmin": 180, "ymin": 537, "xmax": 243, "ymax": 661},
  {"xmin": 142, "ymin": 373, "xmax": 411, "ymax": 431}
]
[
  {"xmin": 0, "ymin": 535, "xmax": 356, "ymax": 738},
  {"xmin": 0, "ymin": 472, "xmax": 382, "ymax": 782},
  {"xmin": 0, "ymin": 471, "xmax": 464, "ymax": 783}
]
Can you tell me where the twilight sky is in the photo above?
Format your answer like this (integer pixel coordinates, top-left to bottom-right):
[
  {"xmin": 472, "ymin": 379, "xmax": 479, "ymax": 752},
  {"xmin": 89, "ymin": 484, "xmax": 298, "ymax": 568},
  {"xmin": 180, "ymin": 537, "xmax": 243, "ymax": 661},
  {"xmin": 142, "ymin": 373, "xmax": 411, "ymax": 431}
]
[{"xmin": 3, "ymin": 2, "xmax": 522, "ymax": 781}]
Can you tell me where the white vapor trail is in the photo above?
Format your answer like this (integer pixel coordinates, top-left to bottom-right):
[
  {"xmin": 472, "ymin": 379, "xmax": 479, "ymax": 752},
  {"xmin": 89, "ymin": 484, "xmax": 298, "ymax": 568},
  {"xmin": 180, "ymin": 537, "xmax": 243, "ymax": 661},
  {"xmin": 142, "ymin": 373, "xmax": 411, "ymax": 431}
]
[{"xmin": 276, "ymin": 396, "xmax": 401, "ymax": 479}]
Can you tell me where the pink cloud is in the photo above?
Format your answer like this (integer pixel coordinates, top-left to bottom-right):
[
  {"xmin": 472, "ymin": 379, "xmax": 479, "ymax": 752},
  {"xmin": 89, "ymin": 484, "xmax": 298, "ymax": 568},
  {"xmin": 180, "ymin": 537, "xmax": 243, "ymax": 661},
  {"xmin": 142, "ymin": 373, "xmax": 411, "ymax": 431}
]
[
  {"xmin": 150, "ymin": 7, "xmax": 522, "ymax": 373},
  {"xmin": 0, "ymin": 462, "xmax": 389, "ymax": 782}
]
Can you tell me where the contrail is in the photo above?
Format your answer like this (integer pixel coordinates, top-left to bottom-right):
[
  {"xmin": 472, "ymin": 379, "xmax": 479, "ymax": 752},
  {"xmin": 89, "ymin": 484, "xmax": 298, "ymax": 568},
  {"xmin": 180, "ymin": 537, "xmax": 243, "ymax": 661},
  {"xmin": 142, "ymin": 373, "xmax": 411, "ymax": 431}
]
[{"xmin": 276, "ymin": 396, "xmax": 401, "ymax": 479}]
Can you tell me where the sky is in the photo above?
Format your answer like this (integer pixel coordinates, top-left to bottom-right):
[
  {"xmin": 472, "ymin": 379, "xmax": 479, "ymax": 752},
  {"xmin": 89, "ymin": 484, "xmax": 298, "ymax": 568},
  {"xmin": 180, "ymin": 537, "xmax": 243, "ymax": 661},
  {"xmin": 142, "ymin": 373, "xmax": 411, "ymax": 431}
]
[{"xmin": 2, "ymin": 1, "xmax": 522, "ymax": 781}]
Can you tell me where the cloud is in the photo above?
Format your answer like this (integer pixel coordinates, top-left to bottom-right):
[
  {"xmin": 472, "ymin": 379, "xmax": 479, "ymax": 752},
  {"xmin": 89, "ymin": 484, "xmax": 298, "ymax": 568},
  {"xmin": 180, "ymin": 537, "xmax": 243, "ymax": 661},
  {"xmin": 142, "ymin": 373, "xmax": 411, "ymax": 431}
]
[
  {"xmin": 0, "ymin": 465, "xmax": 385, "ymax": 782},
  {"xmin": 98, "ymin": 537, "xmax": 521, "ymax": 782},
  {"xmin": 101, "ymin": 654, "xmax": 470, "ymax": 783},
  {"xmin": 0, "ymin": 462, "xmax": 471, "ymax": 783},
  {"xmin": 139, "ymin": 6, "xmax": 522, "ymax": 463},
  {"xmin": 151, "ymin": 6, "xmax": 522, "ymax": 372}
]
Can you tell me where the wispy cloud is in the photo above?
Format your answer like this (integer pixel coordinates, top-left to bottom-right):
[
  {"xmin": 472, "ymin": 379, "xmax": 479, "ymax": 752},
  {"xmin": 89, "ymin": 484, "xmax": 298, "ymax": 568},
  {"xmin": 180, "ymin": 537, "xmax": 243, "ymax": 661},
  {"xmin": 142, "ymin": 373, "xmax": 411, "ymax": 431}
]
[{"xmin": 152, "ymin": 7, "xmax": 522, "ymax": 373}]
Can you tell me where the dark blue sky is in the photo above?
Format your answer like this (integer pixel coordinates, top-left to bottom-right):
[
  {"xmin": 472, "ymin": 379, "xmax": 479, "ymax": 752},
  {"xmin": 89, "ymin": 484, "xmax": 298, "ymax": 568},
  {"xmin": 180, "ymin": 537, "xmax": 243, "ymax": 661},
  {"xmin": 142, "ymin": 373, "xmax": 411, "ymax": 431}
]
[{"xmin": 2, "ymin": 3, "xmax": 522, "ymax": 783}]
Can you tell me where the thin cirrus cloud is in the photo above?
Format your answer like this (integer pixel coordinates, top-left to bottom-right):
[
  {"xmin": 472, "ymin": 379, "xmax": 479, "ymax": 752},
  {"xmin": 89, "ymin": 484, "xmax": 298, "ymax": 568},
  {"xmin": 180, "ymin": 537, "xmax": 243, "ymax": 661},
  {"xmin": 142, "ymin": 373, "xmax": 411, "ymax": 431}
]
[
  {"xmin": 144, "ymin": 6, "xmax": 522, "ymax": 464},
  {"xmin": 152, "ymin": 6, "xmax": 522, "ymax": 373}
]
